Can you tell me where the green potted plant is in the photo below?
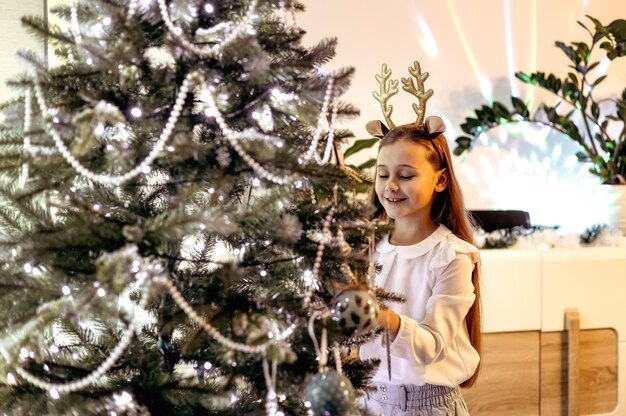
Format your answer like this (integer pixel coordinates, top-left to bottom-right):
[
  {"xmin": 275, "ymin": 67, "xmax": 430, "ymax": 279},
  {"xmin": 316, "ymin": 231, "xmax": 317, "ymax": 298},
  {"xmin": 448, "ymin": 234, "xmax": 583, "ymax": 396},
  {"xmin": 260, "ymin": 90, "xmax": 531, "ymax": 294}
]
[
  {"xmin": 453, "ymin": 15, "xmax": 626, "ymax": 231},
  {"xmin": 454, "ymin": 16, "xmax": 626, "ymax": 183}
]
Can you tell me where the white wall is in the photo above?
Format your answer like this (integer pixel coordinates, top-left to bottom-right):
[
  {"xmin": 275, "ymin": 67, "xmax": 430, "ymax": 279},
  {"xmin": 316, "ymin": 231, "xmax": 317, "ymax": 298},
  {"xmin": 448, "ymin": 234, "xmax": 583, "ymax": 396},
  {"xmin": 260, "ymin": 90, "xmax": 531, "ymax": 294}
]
[
  {"xmin": 299, "ymin": 0, "xmax": 626, "ymax": 232},
  {"xmin": 0, "ymin": 0, "xmax": 46, "ymax": 102}
]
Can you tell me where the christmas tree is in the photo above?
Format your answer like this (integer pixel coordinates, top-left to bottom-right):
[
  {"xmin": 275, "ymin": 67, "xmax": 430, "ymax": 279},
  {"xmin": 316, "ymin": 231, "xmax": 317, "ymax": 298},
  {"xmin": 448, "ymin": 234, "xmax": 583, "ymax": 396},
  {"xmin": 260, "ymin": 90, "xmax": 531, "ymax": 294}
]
[{"xmin": 0, "ymin": 1, "xmax": 381, "ymax": 414}]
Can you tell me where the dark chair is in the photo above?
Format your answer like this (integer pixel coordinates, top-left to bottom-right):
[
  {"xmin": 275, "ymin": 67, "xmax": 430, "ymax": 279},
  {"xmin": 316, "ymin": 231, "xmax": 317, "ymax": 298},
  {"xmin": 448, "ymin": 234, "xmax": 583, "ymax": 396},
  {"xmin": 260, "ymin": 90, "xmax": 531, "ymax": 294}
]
[{"xmin": 469, "ymin": 210, "xmax": 531, "ymax": 232}]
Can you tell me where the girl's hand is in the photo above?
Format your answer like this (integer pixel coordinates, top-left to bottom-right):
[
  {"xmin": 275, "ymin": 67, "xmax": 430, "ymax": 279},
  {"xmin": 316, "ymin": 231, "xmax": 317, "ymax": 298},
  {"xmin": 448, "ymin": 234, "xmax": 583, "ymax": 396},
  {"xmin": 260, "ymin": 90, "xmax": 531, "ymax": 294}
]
[{"xmin": 377, "ymin": 307, "xmax": 401, "ymax": 342}]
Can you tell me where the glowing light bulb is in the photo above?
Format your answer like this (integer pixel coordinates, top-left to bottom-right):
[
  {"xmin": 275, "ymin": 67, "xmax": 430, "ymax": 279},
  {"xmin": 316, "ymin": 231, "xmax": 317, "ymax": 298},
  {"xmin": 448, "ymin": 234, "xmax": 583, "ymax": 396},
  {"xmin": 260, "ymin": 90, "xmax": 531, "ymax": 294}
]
[
  {"xmin": 114, "ymin": 391, "xmax": 133, "ymax": 406},
  {"xmin": 7, "ymin": 373, "xmax": 16, "ymax": 385},
  {"xmin": 49, "ymin": 389, "xmax": 60, "ymax": 399},
  {"xmin": 204, "ymin": 3, "xmax": 215, "ymax": 14},
  {"xmin": 130, "ymin": 107, "xmax": 142, "ymax": 118},
  {"xmin": 62, "ymin": 285, "xmax": 71, "ymax": 296}
]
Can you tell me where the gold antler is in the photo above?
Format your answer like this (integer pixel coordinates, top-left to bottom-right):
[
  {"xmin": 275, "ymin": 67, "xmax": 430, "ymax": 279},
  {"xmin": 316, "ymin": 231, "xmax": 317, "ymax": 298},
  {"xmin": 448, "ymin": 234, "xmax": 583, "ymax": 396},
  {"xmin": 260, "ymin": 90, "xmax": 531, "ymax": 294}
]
[
  {"xmin": 372, "ymin": 64, "xmax": 399, "ymax": 129},
  {"xmin": 401, "ymin": 61, "xmax": 434, "ymax": 126}
]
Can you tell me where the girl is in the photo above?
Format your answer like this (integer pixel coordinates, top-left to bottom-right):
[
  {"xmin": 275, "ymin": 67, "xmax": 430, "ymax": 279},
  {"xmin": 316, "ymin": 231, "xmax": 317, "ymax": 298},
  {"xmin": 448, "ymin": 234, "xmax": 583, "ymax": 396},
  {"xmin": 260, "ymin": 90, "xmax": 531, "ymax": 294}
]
[{"xmin": 360, "ymin": 117, "xmax": 481, "ymax": 416}]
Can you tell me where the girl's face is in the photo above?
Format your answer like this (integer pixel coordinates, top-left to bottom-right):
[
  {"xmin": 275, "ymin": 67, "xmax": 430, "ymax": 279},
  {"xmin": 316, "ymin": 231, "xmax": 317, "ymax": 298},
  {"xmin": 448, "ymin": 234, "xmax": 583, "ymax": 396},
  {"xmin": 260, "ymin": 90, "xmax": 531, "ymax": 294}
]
[{"xmin": 375, "ymin": 139, "xmax": 447, "ymax": 224}]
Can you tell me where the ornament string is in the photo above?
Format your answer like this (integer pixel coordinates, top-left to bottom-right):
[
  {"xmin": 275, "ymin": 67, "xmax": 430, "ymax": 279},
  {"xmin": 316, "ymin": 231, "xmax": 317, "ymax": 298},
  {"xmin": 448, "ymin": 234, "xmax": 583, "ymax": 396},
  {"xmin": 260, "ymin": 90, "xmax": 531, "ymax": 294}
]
[
  {"xmin": 199, "ymin": 83, "xmax": 292, "ymax": 185},
  {"xmin": 70, "ymin": 6, "xmax": 83, "ymax": 45},
  {"xmin": 307, "ymin": 311, "xmax": 329, "ymax": 371},
  {"xmin": 262, "ymin": 356, "xmax": 280, "ymax": 416},
  {"xmin": 320, "ymin": 96, "xmax": 339, "ymax": 164},
  {"xmin": 200, "ymin": 75, "xmax": 336, "ymax": 183},
  {"xmin": 303, "ymin": 205, "xmax": 335, "ymax": 308},
  {"xmin": 302, "ymin": 77, "xmax": 335, "ymax": 163},
  {"xmin": 157, "ymin": 275, "xmax": 295, "ymax": 353},
  {"xmin": 156, "ymin": 0, "xmax": 258, "ymax": 57},
  {"xmin": 332, "ymin": 344, "xmax": 343, "ymax": 374},
  {"xmin": 28, "ymin": 71, "xmax": 197, "ymax": 186},
  {"xmin": 13, "ymin": 285, "xmax": 150, "ymax": 396}
]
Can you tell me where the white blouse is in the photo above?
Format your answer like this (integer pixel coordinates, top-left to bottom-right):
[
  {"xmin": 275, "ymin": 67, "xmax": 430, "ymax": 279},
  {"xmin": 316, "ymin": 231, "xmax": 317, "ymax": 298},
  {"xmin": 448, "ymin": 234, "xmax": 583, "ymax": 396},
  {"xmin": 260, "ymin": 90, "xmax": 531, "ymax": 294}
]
[{"xmin": 359, "ymin": 224, "xmax": 480, "ymax": 387}]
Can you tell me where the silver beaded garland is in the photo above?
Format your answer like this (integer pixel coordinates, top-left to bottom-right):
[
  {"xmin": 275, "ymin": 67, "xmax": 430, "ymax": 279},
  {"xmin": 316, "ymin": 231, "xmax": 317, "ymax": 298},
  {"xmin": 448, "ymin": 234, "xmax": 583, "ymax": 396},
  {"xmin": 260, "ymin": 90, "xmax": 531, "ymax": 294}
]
[
  {"xmin": 29, "ymin": 71, "xmax": 196, "ymax": 186},
  {"xmin": 157, "ymin": 0, "xmax": 258, "ymax": 57}
]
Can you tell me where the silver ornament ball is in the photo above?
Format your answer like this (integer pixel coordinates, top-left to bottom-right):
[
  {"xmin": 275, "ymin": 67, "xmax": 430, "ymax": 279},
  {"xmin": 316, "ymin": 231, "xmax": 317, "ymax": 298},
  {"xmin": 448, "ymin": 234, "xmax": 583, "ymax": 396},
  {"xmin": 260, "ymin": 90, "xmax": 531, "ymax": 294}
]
[
  {"xmin": 332, "ymin": 289, "xmax": 379, "ymax": 335},
  {"xmin": 304, "ymin": 370, "xmax": 355, "ymax": 416}
]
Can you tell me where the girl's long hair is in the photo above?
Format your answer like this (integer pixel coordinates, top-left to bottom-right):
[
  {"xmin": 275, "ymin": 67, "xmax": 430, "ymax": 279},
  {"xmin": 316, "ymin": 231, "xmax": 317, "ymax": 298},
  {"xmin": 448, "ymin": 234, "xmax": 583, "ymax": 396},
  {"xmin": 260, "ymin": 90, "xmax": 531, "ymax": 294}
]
[{"xmin": 369, "ymin": 125, "xmax": 482, "ymax": 388}]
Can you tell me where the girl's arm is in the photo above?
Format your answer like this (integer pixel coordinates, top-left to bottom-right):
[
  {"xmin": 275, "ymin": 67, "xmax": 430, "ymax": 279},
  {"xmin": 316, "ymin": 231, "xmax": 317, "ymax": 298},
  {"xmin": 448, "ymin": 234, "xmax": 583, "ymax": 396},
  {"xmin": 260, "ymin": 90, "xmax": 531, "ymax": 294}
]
[{"xmin": 383, "ymin": 253, "xmax": 476, "ymax": 365}]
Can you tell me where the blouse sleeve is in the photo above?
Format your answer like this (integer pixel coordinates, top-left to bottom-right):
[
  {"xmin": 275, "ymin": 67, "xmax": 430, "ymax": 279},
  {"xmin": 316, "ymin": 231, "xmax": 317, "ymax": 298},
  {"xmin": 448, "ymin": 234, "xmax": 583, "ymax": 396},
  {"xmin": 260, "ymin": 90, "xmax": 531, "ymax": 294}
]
[{"xmin": 389, "ymin": 250, "xmax": 477, "ymax": 364}]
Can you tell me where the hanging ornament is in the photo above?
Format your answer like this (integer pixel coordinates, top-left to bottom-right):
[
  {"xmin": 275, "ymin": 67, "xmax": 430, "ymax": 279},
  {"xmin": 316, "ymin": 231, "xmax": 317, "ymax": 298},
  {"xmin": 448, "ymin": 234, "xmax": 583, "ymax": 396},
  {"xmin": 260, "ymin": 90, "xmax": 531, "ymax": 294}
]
[
  {"xmin": 331, "ymin": 289, "xmax": 379, "ymax": 336},
  {"xmin": 303, "ymin": 370, "xmax": 355, "ymax": 416},
  {"xmin": 252, "ymin": 103, "xmax": 275, "ymax": 133},
  {"xmin": 71, "ymin": 101, "xmax": 126, "ymax": 156},
  {"xmin": 277, "ymin": 214, "xmax": 303, "ymax": 243},
  {"xmin": 169, "ymin": 0, "xmax": 198, "ymax": 26},
  {"xmin": 144, "ymin": 46, "xmax": 176, "ymax": 70},
  {"xmin": 216, "ymin": 146, "xmax": 232, "ymax": 167}
]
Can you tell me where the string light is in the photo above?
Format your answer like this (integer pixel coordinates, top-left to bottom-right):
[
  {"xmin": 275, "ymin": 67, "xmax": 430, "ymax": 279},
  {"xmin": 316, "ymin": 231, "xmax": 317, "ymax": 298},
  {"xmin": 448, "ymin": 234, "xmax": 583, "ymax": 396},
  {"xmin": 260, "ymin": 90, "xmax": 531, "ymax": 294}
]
[
  {"xmin": 203, "ymin": 3, "xmax": 215, "ymax": 14},
  {"xmin": 28, "ymin": 71, "xmax": 198, "ymax": 185},
  {"xmin": 302, "ymin": 77, "xmax": 335, "ymax": 163},
  {"xmin": 156, "ymin": 276, "xmax": 296, "ymax": 353},
  {"xmin": 156, "ymin": 0, "xmax": 258, "ymax": 57},
  {"xmin": 15, "ymin": 287, "xmax": 149, "ymax": 395},
  {"xmin": 303, "ymin": 206, "xmax": 335, "ymax": 308}
]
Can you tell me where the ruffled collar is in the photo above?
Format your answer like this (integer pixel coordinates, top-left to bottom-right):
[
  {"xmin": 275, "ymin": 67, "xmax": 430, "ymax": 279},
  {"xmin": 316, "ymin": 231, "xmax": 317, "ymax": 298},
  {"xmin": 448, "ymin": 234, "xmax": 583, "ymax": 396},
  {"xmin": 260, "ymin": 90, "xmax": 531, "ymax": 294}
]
[{"xmin": 376, "ymin": 224, "xmax": 452, "ymax": 259}]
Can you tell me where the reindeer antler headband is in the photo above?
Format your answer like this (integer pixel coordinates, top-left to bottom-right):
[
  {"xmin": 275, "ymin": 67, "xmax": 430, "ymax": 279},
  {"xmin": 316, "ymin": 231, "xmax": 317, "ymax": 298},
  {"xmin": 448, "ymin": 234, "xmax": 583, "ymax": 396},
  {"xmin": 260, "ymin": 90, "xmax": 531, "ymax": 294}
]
[{"xmin": 365, "ymin": 61, "xmax": 446, "ymax": 139}]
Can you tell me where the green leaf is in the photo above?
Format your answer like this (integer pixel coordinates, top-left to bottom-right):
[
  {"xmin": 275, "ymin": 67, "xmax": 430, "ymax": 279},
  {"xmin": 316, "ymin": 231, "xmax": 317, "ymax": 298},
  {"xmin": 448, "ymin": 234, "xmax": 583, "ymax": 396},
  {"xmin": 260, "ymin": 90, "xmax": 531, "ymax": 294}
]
[
  {"xmin": 343, "ymin": 138, "xmax": 378, "ymax": 159},
  {"xmin": 515, "ymin": 71, "xmax": 532, "ymax": 84},
  {"xmin": 568, "ymin": 72, "xmax": 579, "ymax": 85},
  {"xmin": 577, "ymin": 20, "xmax": 593, "ymax": 37},
  {"xmin": 546, "ymin": 74, "xmax": 562, "ymax": 94},
  {"xmin": 591, "ymin": 102, "xmax": 600, "ymax": 119},
  {"xmin": 618, "ymin": 104, "xmax": 626, "ymax": 121},
  {"xmin": 586, "ymin": 14, "xmax": 605, "ymax": 33},
  {"xmin": 460, "ymin": 117, "xmax": 482, "ymax": 135},
  {"xmin": 492, "ymin": 101, "xmax": 511, "ymax": 119},
  {"xmin": 561, "ymin": 81, "xmax": 577, "ymax": 99},
  {"xmin": 453, "ymin": 136, "xmax": 473, "ymax": 155},
  {"xmin": 511, "ymin": 96, "xmax": 530, "ymax": 118},
  {"xmin": 475, "ymin": 105, "xmax": 496, "ymax": 123},
  {"xmin": 555, "ymin": 41, "xmax": 579, "ymax": 64},
  {"xmin": 607, "ymin": 19, "xmax": 626, "ymax": 42},
  {"xmin": 576, "ymin": 151, "xmax": 590, "ymax": 161},
  {"xmin": 587, "ymin": 61, "xmax": 600, "ymax": 72},
  {"xmin": 593, "ymin": 75, "xmax": 607, "ymax": 87},
  {"xmin": 599, "ymin": 135, "xmax": 614, "ymax": 152}
]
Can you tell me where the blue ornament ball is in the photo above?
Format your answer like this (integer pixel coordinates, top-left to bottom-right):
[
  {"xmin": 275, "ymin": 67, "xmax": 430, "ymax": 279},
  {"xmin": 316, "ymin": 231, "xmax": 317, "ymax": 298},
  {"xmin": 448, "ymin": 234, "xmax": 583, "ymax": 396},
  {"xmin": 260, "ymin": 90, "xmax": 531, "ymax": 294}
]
[
  {"xmin": 331, "ymin": 289, "xmax": 379, "ymax": 335},
  {"xmin": 304, "ymin": 370, "xmax": 355, "ymax": 416}
]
